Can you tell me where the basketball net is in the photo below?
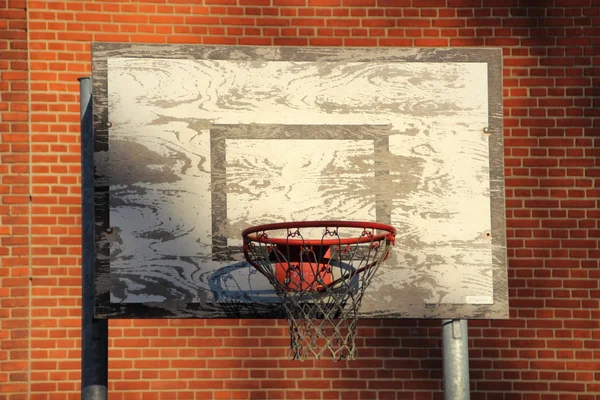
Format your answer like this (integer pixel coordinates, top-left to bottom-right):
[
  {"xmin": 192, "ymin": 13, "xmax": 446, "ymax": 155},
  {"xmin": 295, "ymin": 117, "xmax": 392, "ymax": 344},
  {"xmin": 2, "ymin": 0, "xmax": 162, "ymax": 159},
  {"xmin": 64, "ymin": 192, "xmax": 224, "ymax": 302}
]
[{"xmin": 243, "ymin": 222, "xmax": 396, "ymax": 361}]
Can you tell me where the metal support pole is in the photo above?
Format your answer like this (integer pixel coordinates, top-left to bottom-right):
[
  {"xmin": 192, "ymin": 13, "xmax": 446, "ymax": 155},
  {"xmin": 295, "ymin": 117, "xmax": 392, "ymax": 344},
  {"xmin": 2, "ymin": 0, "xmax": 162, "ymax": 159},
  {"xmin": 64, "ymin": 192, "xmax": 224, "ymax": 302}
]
[
  {"xmin": 442, "ymin": 319, "xmax": 470, "ymax": 400},
  {"xmin": 80, "ymin": 77, "xmax": 109, "ymax": 400}
]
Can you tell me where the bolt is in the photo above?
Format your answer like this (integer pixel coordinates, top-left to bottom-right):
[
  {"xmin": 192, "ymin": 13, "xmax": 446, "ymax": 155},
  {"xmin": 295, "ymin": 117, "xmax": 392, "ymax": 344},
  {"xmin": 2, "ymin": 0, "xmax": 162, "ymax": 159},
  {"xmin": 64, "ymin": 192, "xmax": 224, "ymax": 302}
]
[{"xmin": 483, "ymin": 127, "xmax": 490, "ymax": 134}]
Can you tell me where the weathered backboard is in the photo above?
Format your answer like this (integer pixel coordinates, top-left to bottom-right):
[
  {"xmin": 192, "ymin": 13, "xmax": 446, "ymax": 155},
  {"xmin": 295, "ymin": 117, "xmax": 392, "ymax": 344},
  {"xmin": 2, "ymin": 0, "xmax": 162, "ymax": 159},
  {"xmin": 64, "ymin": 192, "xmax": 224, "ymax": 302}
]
[{"xmin": 90, "ymin": 44, "xmax": 507, "ymax": 319}]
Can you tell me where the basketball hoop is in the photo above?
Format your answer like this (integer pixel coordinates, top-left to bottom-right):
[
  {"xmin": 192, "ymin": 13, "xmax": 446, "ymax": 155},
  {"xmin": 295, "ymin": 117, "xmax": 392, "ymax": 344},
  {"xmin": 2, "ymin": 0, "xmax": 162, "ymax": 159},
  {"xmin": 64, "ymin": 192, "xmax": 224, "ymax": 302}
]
[{"xmin": 242, "ymin": 221, "xmax": 396, "ymax": 361}]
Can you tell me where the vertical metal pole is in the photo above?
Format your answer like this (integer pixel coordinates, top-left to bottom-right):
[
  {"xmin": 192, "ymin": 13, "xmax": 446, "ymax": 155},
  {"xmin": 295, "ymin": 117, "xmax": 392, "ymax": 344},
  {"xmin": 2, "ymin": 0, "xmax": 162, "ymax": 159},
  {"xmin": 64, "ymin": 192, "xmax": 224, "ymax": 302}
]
[
  {"xmin": 80, "ymin": 77, "xmax": 109, "ymax": 400},
  {"xmin": 442, "ymin": 319, "xmax": 470, "ymax": 400}
]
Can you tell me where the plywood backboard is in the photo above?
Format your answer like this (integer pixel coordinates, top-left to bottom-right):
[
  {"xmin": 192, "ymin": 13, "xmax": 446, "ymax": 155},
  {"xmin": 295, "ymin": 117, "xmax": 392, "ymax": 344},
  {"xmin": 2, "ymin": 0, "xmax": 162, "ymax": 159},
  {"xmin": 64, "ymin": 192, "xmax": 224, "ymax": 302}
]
[{"xmin": 90, "ymin": 44, "xmax": 507, "ymax": 319}]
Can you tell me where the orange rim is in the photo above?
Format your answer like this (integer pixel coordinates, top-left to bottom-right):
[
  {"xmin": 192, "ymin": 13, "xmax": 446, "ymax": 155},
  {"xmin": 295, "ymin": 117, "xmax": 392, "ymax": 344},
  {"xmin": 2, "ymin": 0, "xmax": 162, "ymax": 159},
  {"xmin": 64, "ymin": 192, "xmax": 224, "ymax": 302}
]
[{"xmin": 242, "ymin": 220, "xmax": 396, "ymax": 247}]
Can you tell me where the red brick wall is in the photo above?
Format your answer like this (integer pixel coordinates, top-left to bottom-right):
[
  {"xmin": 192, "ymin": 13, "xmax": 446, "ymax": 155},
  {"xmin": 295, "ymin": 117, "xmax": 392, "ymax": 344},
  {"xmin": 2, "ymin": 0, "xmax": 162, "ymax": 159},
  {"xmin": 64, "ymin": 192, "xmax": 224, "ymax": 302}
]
[
  {"xmin": 1, "ymin": 0, "xmax": 599, "ymax": 399},
  {"xmin": 1, "ymin": 0, "xmax": 30, "ymax": 398}
]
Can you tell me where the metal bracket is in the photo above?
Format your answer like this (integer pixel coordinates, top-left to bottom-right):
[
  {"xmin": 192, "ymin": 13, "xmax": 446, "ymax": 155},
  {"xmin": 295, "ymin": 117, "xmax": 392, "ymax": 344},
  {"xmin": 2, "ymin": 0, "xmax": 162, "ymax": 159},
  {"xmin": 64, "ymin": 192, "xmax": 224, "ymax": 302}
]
[{"xmin": 452, "ymin": 319, "xmax": 462, "ymax": 339}]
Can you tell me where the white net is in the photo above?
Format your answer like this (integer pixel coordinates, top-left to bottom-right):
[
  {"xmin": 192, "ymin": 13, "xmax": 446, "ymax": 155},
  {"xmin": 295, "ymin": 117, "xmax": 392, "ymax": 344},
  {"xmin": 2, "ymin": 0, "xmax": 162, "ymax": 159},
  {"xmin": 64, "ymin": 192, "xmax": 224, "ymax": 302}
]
[{"xmin": 243, "ymin": 222, "xmax": 395, "ymax": 361}]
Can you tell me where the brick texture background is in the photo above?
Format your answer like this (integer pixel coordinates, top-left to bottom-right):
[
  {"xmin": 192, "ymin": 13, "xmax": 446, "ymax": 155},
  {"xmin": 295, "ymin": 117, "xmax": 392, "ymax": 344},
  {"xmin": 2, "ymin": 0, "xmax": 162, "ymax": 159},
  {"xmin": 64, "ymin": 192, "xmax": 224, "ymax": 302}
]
[{"xmin": 1, "ymin": 0, "xmax": 599, "ymax": 399}]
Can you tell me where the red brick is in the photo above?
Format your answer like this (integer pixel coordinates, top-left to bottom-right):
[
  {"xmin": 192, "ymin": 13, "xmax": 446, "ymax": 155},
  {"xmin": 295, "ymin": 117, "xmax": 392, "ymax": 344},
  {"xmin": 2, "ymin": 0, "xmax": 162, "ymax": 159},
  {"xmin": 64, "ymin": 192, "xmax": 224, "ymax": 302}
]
[
  {"xmin": 326, "ymin": 18, "xmax": 360, "ymax": 27},
  {"xmin": 377, "ymin": 0, "xmax": 410, "ymax": 5}
]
